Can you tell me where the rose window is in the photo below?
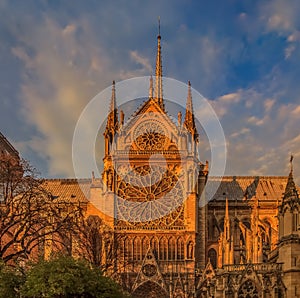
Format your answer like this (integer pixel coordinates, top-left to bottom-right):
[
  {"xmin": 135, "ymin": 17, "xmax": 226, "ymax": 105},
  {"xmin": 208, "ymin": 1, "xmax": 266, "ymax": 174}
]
[
  {"xmin": 238, "ymin": 280, "xmax": 259, "ymax": 298},
  {"xmin": 134, "ymin": 121, "xmax": 167, "ymax": 150},
  {"xmin": 142, "ymin": 264, "xmax": 157, "ymax": 277},
  {"xmin": 116, "ymin": 165, "xmax": 184, "ymax": 229}
]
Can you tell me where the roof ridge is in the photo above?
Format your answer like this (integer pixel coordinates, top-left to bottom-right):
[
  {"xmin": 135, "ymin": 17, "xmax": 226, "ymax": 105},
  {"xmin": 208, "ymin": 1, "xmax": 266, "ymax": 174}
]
[{"xmin": 45, "ymin": 178, "xmax": 92, "ymax": 182}]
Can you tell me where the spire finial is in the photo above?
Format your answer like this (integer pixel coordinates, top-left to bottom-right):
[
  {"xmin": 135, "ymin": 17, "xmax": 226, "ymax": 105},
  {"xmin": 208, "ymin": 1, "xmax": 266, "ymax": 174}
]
[
  {"xmin": 290, "ymin": 154, "xmax": 294, "ymax": 173},
  {"xmin": 111, "ymin": 80, "xmax": 116, "ymax": 111},
  {"xmin": 154, "ymin": 20, "xmax": 163, "ymax": 109},
  {"xmin": 158, "ymin": 16, "xmax": 161, "ymax": 37}
]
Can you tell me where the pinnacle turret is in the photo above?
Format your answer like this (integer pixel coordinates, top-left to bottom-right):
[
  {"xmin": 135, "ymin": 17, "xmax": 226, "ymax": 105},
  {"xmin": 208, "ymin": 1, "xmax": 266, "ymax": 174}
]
[
  {"xmin": 104, "ymin": 81, "xmax": 119, "ymax": 138},
  {"xmin": 283, "ymin": 156, "xmax": 299, "ymax": 203},
  {"xmin": 183, "ymin": 81, "xmax": 198, "ymax": 141}
]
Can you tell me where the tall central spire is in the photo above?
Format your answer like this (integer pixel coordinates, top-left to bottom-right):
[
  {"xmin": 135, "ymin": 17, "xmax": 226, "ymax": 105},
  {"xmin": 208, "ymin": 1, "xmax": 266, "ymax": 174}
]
[{"xmin": 154, "ymin": 18, "xmax": 164, "ymax": 110}]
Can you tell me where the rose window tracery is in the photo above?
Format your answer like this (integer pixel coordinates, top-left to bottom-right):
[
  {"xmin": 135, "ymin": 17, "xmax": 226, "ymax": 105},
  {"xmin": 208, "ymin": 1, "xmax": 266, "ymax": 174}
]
[
  {"xmin": 238, "ymin": 280, "xmax": 259, "ymax": 298},
  {"xmin": 134, "ymin": 121, "xmax": 167, "ymax": 150},
  {"xmin": 142, "ymin": 264, "xmax": 157, "ymax": 277},
  {"xmin": 116, "ymin": 165, "xmax": 184, "ymax": 229}
]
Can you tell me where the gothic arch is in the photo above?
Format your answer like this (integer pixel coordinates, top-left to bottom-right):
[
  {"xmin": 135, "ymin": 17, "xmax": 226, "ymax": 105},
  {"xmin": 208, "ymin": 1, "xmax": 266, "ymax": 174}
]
[
  {"xmin": 187, "ymin": 240, "xmax": 194, "ymax": 259},
  {"xmin": 207, "ymin": 248, "xmax": 217, "ymax": 268},
  {"xmin": 177, "ymin": 237, "xmax": 184, "ymax": 260},
  {"xmin": 238, "ymin": 279, "xmax": 260, "ymax": 298},
  {"xmin": 168, "ymin": 237, "xmax": 176, "ymax": 260},
  {"xmin": 150, "ymin": 236, "xmax": 159, "ymax": 259},
  {"xmin": 159, "ymin": 237, "xmax": 168, "ymax": 260},
  {"xmin": 124, "ymin": 237, "xmax": 132, "ymax": 260},
  {"xmin": 142, "ymin": 236, "xmax": 150, "ymax": 259},
  {"xmin": 133, "ymin": 237, "xmax": 141, "ymax": 261},
  {"xmin": 132, "ymin": 281, "xmax": 168, "ymax": 298}
]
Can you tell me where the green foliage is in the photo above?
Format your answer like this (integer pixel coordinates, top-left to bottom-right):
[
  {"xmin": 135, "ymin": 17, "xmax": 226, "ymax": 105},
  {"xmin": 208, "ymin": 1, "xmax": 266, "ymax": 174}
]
[
  {"xmin": 0, "ymin": 262, "xmax": 24, "ymax": 298},
  {"xmin": 21, "ymin": 256, "xmax": 130, "ymax": 298}
]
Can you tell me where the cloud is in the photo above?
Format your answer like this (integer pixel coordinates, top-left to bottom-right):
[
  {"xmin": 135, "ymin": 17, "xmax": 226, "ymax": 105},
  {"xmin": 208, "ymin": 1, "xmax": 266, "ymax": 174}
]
[
  {"xmin": 264, "ymin": 99, "xmax": 275, "ymax": 112},
  {"xmin": 230, "ymin": 128, "xmax": 250, "ymax": 139},
  {"xmin": 292, "ymin": 105, "xmax": 300, "ymax": 115},
  {"xmin": 130, "ymin": 51, "xmax": 152, "ymax": 73},
  {"xmin": 261, "ymin": 0, "xmax": 300, "ymax": 34},
  {"xmin": 218, "ymin": 92, "xmax": 240, "ymax": 103},
  {"xmin": 247, "ymin": 116, "xmax": 264, "ymax": 126},
  {"xmin": 11, "ymin": 17, "xmax": 117, "ymax": 177},
  {"xmin": 285, "ymin": 44, "xmax": 296, "ymax": 59}
]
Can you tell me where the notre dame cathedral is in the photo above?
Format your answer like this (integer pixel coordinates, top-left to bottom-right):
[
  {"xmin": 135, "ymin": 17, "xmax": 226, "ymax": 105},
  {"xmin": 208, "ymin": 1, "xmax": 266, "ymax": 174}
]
[
  {"xmin": 3, "ymin": 31, "xmax": 300, "ymax": 297},
  {"xmin": 88, "ymin": 32, "xmax": 299, "ymax": 298}
]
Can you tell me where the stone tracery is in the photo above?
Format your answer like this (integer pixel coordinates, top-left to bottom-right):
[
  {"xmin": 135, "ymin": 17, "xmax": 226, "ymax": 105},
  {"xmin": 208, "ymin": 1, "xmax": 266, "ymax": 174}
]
[
  {"xmin": 134, "ymin": 120, "xmax": 167, "ymax": 151},
  {"xmin": 116, "ymin": 165, "xmax": 185, "ymax": 229}
]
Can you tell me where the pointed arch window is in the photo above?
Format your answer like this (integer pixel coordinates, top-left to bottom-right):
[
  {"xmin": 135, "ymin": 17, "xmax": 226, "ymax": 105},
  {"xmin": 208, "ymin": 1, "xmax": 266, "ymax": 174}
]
[
  {"xmin": 159, "ymin": 237, "xmax": 167, "ymax": 260},
  {"xmin": 142, "ymin": 237, "xmax": 150, "ymax": 259},
  {"xmin": 187, "ymin": 241, "xmax": 194, "ymax": 259},
  {"xmin": 168, "ymin": 237, "xmax": 176, "ymax": 260},
  {"xmin": 151, "ymin": 237, "xmax": 159, "ymax": 259},
  {"xmin": 293, "ymin": 211, "xmax": 299, "ymax": 231},
  {"xmin": 177, "ymin": 237, "xmax": 184, "ymax": 260},
  {"xmin": 133, "ymin": 237, "xmax": 141, "ymax": 261},
  {"xmin": 124, "ymin": 237, "xmax": 131, "ymax": 260},
  {"xmin": 208, "ymin": 248, "xmax": 217, "ymax": 269}
]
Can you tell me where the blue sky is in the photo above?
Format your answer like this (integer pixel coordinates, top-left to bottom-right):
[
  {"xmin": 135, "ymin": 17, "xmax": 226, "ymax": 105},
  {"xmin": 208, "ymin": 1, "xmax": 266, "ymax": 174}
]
[{"xmin": 0, "ymin": 0, "xmax": 300, "ymax": 180}]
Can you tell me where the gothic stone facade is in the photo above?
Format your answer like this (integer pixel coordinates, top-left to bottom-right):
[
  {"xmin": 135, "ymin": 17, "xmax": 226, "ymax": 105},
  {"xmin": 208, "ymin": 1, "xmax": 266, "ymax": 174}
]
[{"xmin": 28, "ymin": 33, "xmax": 300, "ymax": 297}]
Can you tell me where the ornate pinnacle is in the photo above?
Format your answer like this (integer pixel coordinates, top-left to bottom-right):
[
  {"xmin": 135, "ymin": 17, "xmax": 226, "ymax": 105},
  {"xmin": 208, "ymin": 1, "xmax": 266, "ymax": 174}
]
[
  {"xmin": 183, "ymin": 81, "xmax": 198, "ymax": 141},
  {"xmin": 105, "ymin": 81, "xmax": 119, "ymax": 136}
]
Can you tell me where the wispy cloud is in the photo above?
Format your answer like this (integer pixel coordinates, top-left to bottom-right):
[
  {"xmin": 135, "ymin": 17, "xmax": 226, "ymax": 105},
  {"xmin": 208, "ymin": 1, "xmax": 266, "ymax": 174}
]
[{"xmin": 12, "ymin": 17, "xmax": 115, "ymax": 176}]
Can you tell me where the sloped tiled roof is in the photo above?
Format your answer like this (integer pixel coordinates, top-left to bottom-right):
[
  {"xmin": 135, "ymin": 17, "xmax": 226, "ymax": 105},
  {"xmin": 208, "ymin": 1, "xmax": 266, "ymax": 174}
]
[
  {"xmin": 42, "ymin": 179, "xmax": 91, "ymax": 203},
  {"xmin": 41, "ymin": 176, "xmax": 299, "ymax": 205},
  {"xmin": 0, "ymin": 131, "xmax": 19, "ymax": 157},
  {"xmin": 206, "ymin": 176, "xmax": 288, "ymax": 202}
]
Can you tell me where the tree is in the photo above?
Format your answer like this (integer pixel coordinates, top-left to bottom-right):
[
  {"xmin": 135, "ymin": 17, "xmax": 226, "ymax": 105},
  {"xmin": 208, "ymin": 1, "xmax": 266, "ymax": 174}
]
[
  {"xmin": 69, "ymin": 215, "xmax": 128, "ymax": 277},
  {"xmin": 21, "ymin": 256, "xmax": 130, "ymax": 298},
  {"xmin": 0, "ymin": 154, "xmax": 83, "ymax": 264},
  {"xmin": 72, "ymin": 215, "xmax": 113, "ymax": 268},
  {"xmin": 0, "ymin": 262, "xmax": 24, "ymax": 298}
]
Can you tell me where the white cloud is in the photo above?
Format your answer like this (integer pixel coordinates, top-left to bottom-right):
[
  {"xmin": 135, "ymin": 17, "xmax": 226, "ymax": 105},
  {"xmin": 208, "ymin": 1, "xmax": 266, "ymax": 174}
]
[
  {"xmin": 12, "ymin": 17, "xmax": 116, "ymax": 177},
  {"xmin": 285, "ymin": 44, "xmax": 296, "ymax": 59},
  {"xmin": 292, "ymin": 106, "xmax": 300, "ymax": 115},
  {"xmin": 264, "ymin": 99, "xmax": 275, "ymax": 112},
  {"xmin": 218, "ymin": 92, "xmax": 241, "ymax": 103},
  {"xmin": 230, "ymin": 128, "xmax": 250, "ymax": 139},
  {"xmin": 130, "ymin": 51, "xmax": 152, "ymax": 73},
  {"xmin": 247, "ymin": 116, "xmax": 264, "ymax": 126},
  {"xmin": 287, "ymin": 31, "xmax": 300, "ymax": 42},
  {"xmin": 261, "ymin": 0, "xmax": 300, "ymax": 35}
]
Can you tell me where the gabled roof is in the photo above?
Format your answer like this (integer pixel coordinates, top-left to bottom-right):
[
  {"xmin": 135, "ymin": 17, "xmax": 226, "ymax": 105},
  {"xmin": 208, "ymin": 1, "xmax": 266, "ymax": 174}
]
[
  {"xmin": 41, "ymin": 175, "xmax": 299, "ymax": 206},
  {"xmin": 43, "ymin": 179, "xmax": 91, "ymax": 203},
  {"xmin": 0, "ymin": 131, "xmax": 19, "ymax": 158},
  {"xmin": 121, "ymin": 97, "xmax": 178, "ymax": 135},
  {"xmin": 206, "ymin": 176, "xmax": 288, "ymax": 202}
]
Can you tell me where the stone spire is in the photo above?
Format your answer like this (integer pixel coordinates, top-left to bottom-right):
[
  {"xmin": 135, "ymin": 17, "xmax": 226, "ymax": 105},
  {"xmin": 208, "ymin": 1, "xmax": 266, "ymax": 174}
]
[
  {"xmin": 277, "ymin": 157, "xmax": 300, "ymax": 298},
  {"xmin": 154, "ymin": 19, "xmax": 164, "ymax": 110},
  {"xmin": 282, "ymin": 155, "xmax": 299, "ymax": 203},
  {"xmin": 149, "ymin": 75, "xmax": 153, "ymax": 98},
  {"xmin": 104, "ymin": 81, "xmax": 119, "ymax": 139},
  {"xmin": 184, "ymin": 81, "xmax": 198, "ymax": 141}
]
